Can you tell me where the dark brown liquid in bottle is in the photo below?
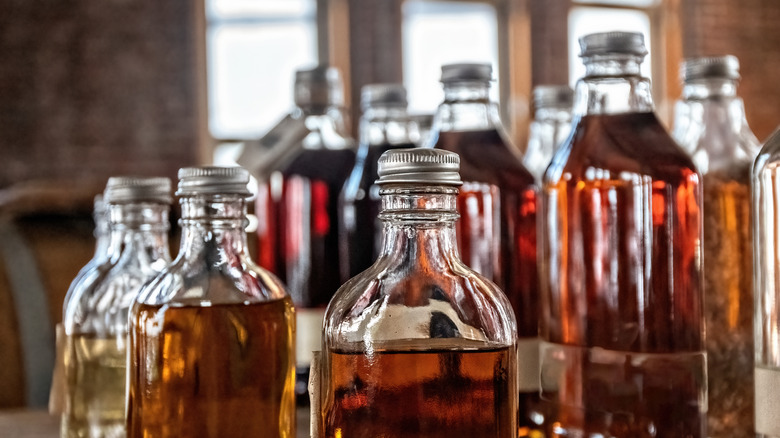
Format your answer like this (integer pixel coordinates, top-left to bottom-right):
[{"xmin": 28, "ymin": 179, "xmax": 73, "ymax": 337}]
[
  {"xmin": 339, "ymin": 142, "xmax": 417, "ymax": 281},
  {"xmin": 323, "ymin": 343, "xmax": 516, "ymax": 438},
  {"xmin": 433, "ymin": 129, "xmax": 542, "ymax": 432},
  {"xmin": 541, "ymin": 112, "xmax": 705, "ymax": 437},
  {"xmin": 127, "ymin": 298, "xmax": 295, "ymax": 438}
]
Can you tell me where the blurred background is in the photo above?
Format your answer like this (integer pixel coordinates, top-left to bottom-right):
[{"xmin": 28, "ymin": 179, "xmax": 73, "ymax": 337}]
[{"xmin": 0, "ymin": 0, "xmax": 779, "ymax": 410}]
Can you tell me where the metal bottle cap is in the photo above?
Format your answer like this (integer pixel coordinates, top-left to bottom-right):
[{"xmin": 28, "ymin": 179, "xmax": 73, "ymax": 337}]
[
  {"xmin": 440, "ymin": 63, "xmax": 493, "ymax": 84},
  {"xmin": 176, "ymin": 166, "xmax": 253, "ymax": 197},
  {"xmin": 533, "ymin": 85, "xmax": 574, "ymax": 111},
  {"xmin": 579, "ymin": 31, "xmax": 648, "ymax": 58},
  {"xmin": 361, "ymin": 83, "xmax": 408, "ymax": 110},
  {"xmin": 294, "ymin": 65, "xmax": 344, "ymax": 108},
  {"xmin": 376, "ymin": 148, "xmax": 462, "ymax": 186},
  {"xmin": 681, "ymin": 55, "xmax": 740, "ymax": 82},
  {"xmin": 103, "ymin": 176, "xmax": 172, "ymax": 204}
]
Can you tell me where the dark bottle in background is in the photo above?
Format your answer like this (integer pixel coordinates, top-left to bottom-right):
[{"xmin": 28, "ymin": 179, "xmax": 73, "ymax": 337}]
[
  {"xmin": 254, "ymin": 66, "xmax": 356, "ymax": 402},
  {"xmin": 428, "ymin": 63, "xmax": 542, "ymax": 436},
  {"xmin": 339, "ymin": 83, "xmax": 417, "ymax": 281}
]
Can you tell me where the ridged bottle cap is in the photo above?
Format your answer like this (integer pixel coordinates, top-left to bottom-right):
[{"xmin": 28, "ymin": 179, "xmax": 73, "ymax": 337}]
[
  {"xmin": 176, "ymin": 166, "xmax": 252, "ymax": 197},
  {"xmin": 103, "ymin": 177, "xmax": 172, "ymax": 204},
  {"xmin": 681, "ymin": 55, "xmax": 740, "ymax": 82},
  {"xmin": 377, "ymin": 148, "xmax": 461, "ymax": 186},
  {"xmin": 533, "ymin": 85, "xmax": 574, "ymax": 111},
  {"xmin": 361, "ymin": 83, "xmax": 408, "ymax": 110},
  {"xmin": 579, "ymin": 31, "xmax": 648, "ymax": 58},
  {"xmin": 294, "ymin": 65, "xmax": 344, "ymax": 108},
  {"xmin": 440, "ymin": 63, "xmax": 493, "ymax": 83}
]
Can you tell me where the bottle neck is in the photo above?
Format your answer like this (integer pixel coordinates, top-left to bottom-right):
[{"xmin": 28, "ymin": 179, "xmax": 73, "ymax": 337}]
[
  {"xmin": 294, "ymin": 106, "xmax": 352, "ymax": 150},
  {"xmin": 377, "ymin": 186, "xmax": 460, "ymax": 263},
  {"xmin": 359, "ymin": 106, "xmax": 412, "ymax": 149},
  {"xmin": 435, "ymin": 81, "xmax": 498, "ymax": 132},
  {"xmin": 106, "ymin": 203, "xmax": 171, "ymax": 263},
  {"xmin": 575, "ymin": 55, "xmax": 654, "ymax": 116},
  {"xmin": 177, "ymin": 195, "xmax": 251, "ymax": 263}
]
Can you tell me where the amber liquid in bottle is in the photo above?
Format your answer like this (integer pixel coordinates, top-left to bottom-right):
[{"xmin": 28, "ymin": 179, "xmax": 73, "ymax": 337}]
[
  {"xmin": 324, "ymin": 340, "xmax": 515, "ymax": 438},
  {"xmin": 127, "ymin": 298, "xmax": 296, "ymax": 438},
  {"xmin": 434, "ymin": 129, "xmax": 542, "ymax": 432},
  {"xmin": 542, "ymin": 112, "xmax": 705, "ymax": 437}
]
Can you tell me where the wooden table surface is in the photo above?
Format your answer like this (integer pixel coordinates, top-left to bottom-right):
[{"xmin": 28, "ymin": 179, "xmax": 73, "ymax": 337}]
[{"xmin": 0, "ymin": 408, "xmax": 312, "ymax": 437}]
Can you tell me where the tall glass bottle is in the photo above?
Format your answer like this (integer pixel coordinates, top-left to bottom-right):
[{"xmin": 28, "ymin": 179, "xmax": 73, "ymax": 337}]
[
  {"xmin": 255, "ymin": 65, "xmax": 355, "ymax": 401},
  {"xmin": 320, "ymin": 148, "xmax": 517, "ymax": 437},
  {"xmin": 62, "ymin": 177, "xmax": 172, "ymax": 438},
  {"xmin": 524, "ymin": 85, "xmax": 574, "ymax": 182},
  {"xmin": 339, "ymin": 83, "xmax": 416, "ymax": 281},
  {"xmin": 540, "ymin": 32, "xmax": 706, "ymax": 437},
  {"xmin": 671, "ymin": 55, "xmax": 759, "ymax": 437},
  {"xmin": 127, "ymin": 167, "xmax": 295, "ymax": 438},
  {"xmin": 428, "ymin": 62, "xmax": 541, "ymax": 434}
]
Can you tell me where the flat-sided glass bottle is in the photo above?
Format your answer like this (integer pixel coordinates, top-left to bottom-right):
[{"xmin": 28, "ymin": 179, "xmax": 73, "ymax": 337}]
[
  {"xmin": 339, "ymin": 83, "xmax": 416, "ymax": 281},
  {"xmin": 523, "ymin": 85, "xmax": 574, "ymax": 182},
  {"xmin": 321, "ymin": 148, "xmax": 517, "ymax": 438},
  {"xmin": 672, "ymin": 55, "xmax": 759, "ymax": 437},
  {"xmin": 428, "ymin": 63, "xmax": 541, "ymax": 434},
  {"xmin": 541, "ymin": 32, "xmax": 706, "ymax": 437},
  {"xmin": 127, "ymin": 167, "xmax": 295, "ymax": 438},
  {"xmin": 255, "ymin": 66, "xmax": 356, "ymax": 401},
  {"xmin": 62, "ymin": 177, "xmax": 172, "ymax": 438}
]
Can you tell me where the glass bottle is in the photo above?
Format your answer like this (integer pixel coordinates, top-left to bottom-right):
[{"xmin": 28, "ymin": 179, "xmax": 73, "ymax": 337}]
[
  {"xmin": 540, "ymin": 32, "xmax": 706, "ymax": 437},
  {"xmin": 428, "ymin": 62, "xmax": 541, "ymax": 434},
  {"xmin": 127, "ymin": 167, "xmax": 295, "ymax": 438},
  {"xmin": 255, "ymin": 66, "xmax": 356, "ymax": 402},
  {"xmin": 671, "ymin": 55, "xmax": 759, "ymax": 437},
  {"xmin": 320, "ymin": 148, "xmax": 518, "ymax": 438},
  {"xmin": 339, "ymin": 83, "xmax": 416, "ymax": 281},
  {"xmin": 523, "ymin": 85, "xmax": 574, "ymax": 182},
  {"xmin": 62, "ymin": 177, "xmax": 172, "ymax": 438}
]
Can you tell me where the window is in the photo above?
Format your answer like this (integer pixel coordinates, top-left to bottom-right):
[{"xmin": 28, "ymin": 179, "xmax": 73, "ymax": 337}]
[{"xmin": 206, "ymin": 0, "xmax": 317, "ymax": 139}]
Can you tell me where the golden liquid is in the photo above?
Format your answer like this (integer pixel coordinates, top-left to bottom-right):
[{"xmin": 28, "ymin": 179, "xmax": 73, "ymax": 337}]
[
  {"xmin": 127, "ymin": 298, "xmax": 296, "ymax": 438},
  {"xmin": 322, "ymin": 340, "xmax": 517, "ymax": 438},
  {"xmin": 62, "ymin": 334, "xmax": 127, "ymax": 438}
]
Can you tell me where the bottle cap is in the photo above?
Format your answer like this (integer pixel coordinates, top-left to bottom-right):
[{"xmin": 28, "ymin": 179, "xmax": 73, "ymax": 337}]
[
  {"xmin": 440, "ymin": 63, "xmax": 493, "ymax": 83},
  {"xmin": 533, "ymin": 85, "xmax": 574, "ymax": 111},
  {"xmin": 361, "ymin": 83, "xmax": 408, "ymax": 110},
  {"xmin": 681, "ymin": 55, "xmax": 740, "ymax": 82},
  {"xmin": 294, "ymin": 65, "xmax": 344, "ymax": 108},
  {"xmin": 376, "ymin": 148, "xmax": 462, "ymax": 186},
  {"xmin": 104, "ymin": 177, "xmax": 172, "ymax": 204},
  {"xmin": 176, "ymin": 166, "xmax": 253, "ymax": 197},
  {"xmin": 579, "ymin": 31, "xmax": 648, "ymax": 58}
]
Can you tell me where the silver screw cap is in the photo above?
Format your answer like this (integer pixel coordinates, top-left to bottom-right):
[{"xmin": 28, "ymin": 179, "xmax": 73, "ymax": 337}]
[
  {"xmin": 176, "ymin": 166, "xmax": 252, "ymax": 197},
  {"xmin": 377, "ymin": 148, "xmax": 462, "ymax": 186},
  {"xmin": 579, "ymin": 31, "xmax": 648, "ymax": 58},
  {"xmin": 440, "ymin": 63, "xmax": 493, "ymax": 84},
  {"xmin": 681, "ymin": 55, "xmax": 740, "ymax": 82},
  {"xmin": 533, "ymin": 85, "xmax": 574, "ymax": 111},
  {"xmin": 294, "ymin": 65, "xmax": 344, "ymax": 108},
  {"xmin": 104, "ymin": 176, "xmax": 172, "ymax": 204},
  {"xmin": 361, "ymin": 83, "xmax": 408, "ymax": 110}
]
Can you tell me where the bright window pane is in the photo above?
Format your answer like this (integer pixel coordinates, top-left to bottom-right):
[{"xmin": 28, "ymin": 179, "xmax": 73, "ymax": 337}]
[
  {"xmin": 572, "ymin": 0, "xmax": 659, "ymax": 7},
  {"xmin": 207, "ymin": 0, "xmax": 314, "ymax": 20},
  {"xmin": 402, "ymin": 1, "xmax": 499, "ymax": 114},
  {"xmin": 568, "ymin": 7, "xmax": 651, "ymax": 85}
]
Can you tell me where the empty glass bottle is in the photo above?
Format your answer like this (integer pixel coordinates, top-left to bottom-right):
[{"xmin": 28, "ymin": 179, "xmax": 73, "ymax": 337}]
[
  {"xmin": 320, "ymin": 148, "xmax": 517, "ymax": 438},
  {"xmin": 672, "ymin": 55, "xmax": 759, "ymax": 437},
  {"xmin": 127, "ymin": 167, "xmax": 295, "ymax": 438},
  {"xmin": 255, "ymin": 66, "xmax": 356, "ymax": 401},
  {"xmin": 541, "ymin": 32, "xmax": 706, "ymax": 437},
  {"xmin": 62, "ymin": 177, "xmax": 172, "ymax": 438},
  {"xmin": 523, "ymin": 85, "xmax": 574, "ymax": 182},
  {"xmin": 339, "ymin": 83, "xmax": 416, "ymax": 281},
  {"xmin": 428, "ymin": 62, "xmax": 541, "ymax": 434}
]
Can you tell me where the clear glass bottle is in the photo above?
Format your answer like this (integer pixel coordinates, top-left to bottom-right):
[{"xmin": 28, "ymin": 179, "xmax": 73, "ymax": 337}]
[
  {"xmin": 540, "ymin": 32, "xmax": 706, "ymax": 437},
  {"xmin": 339, "ymin": 83, "xmax": 416, "ymax": 281},
  {"xmin": 671, "ymin": 55, "xmax": 759, "ymax": 437},
  {"xmin": 428, "ymin": 63, "xmax": 541, "ymax": 434},
  {"xmin": 62, "ymin": 177, "xmax": 172, "ymax": 438},
  {"xmin": 127, "ymin": 167, "xmax": 295, "ymax": 438},
  {"xmin": 320, "ymin": 148, "xmax": 518, "ymax": 437},
  {"xmin": 523, "ymin": 85, "xmax": 574, "ymax": 182},
  {"xmin": 255, "ymin": 66, "xmax": 356, "ymax": 401}
]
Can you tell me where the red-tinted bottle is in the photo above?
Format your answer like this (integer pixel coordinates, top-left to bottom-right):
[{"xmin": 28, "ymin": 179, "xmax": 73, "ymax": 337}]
[{"xmin": 429, "ymin": 63, "xmax": 542, "ymax": 435}]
